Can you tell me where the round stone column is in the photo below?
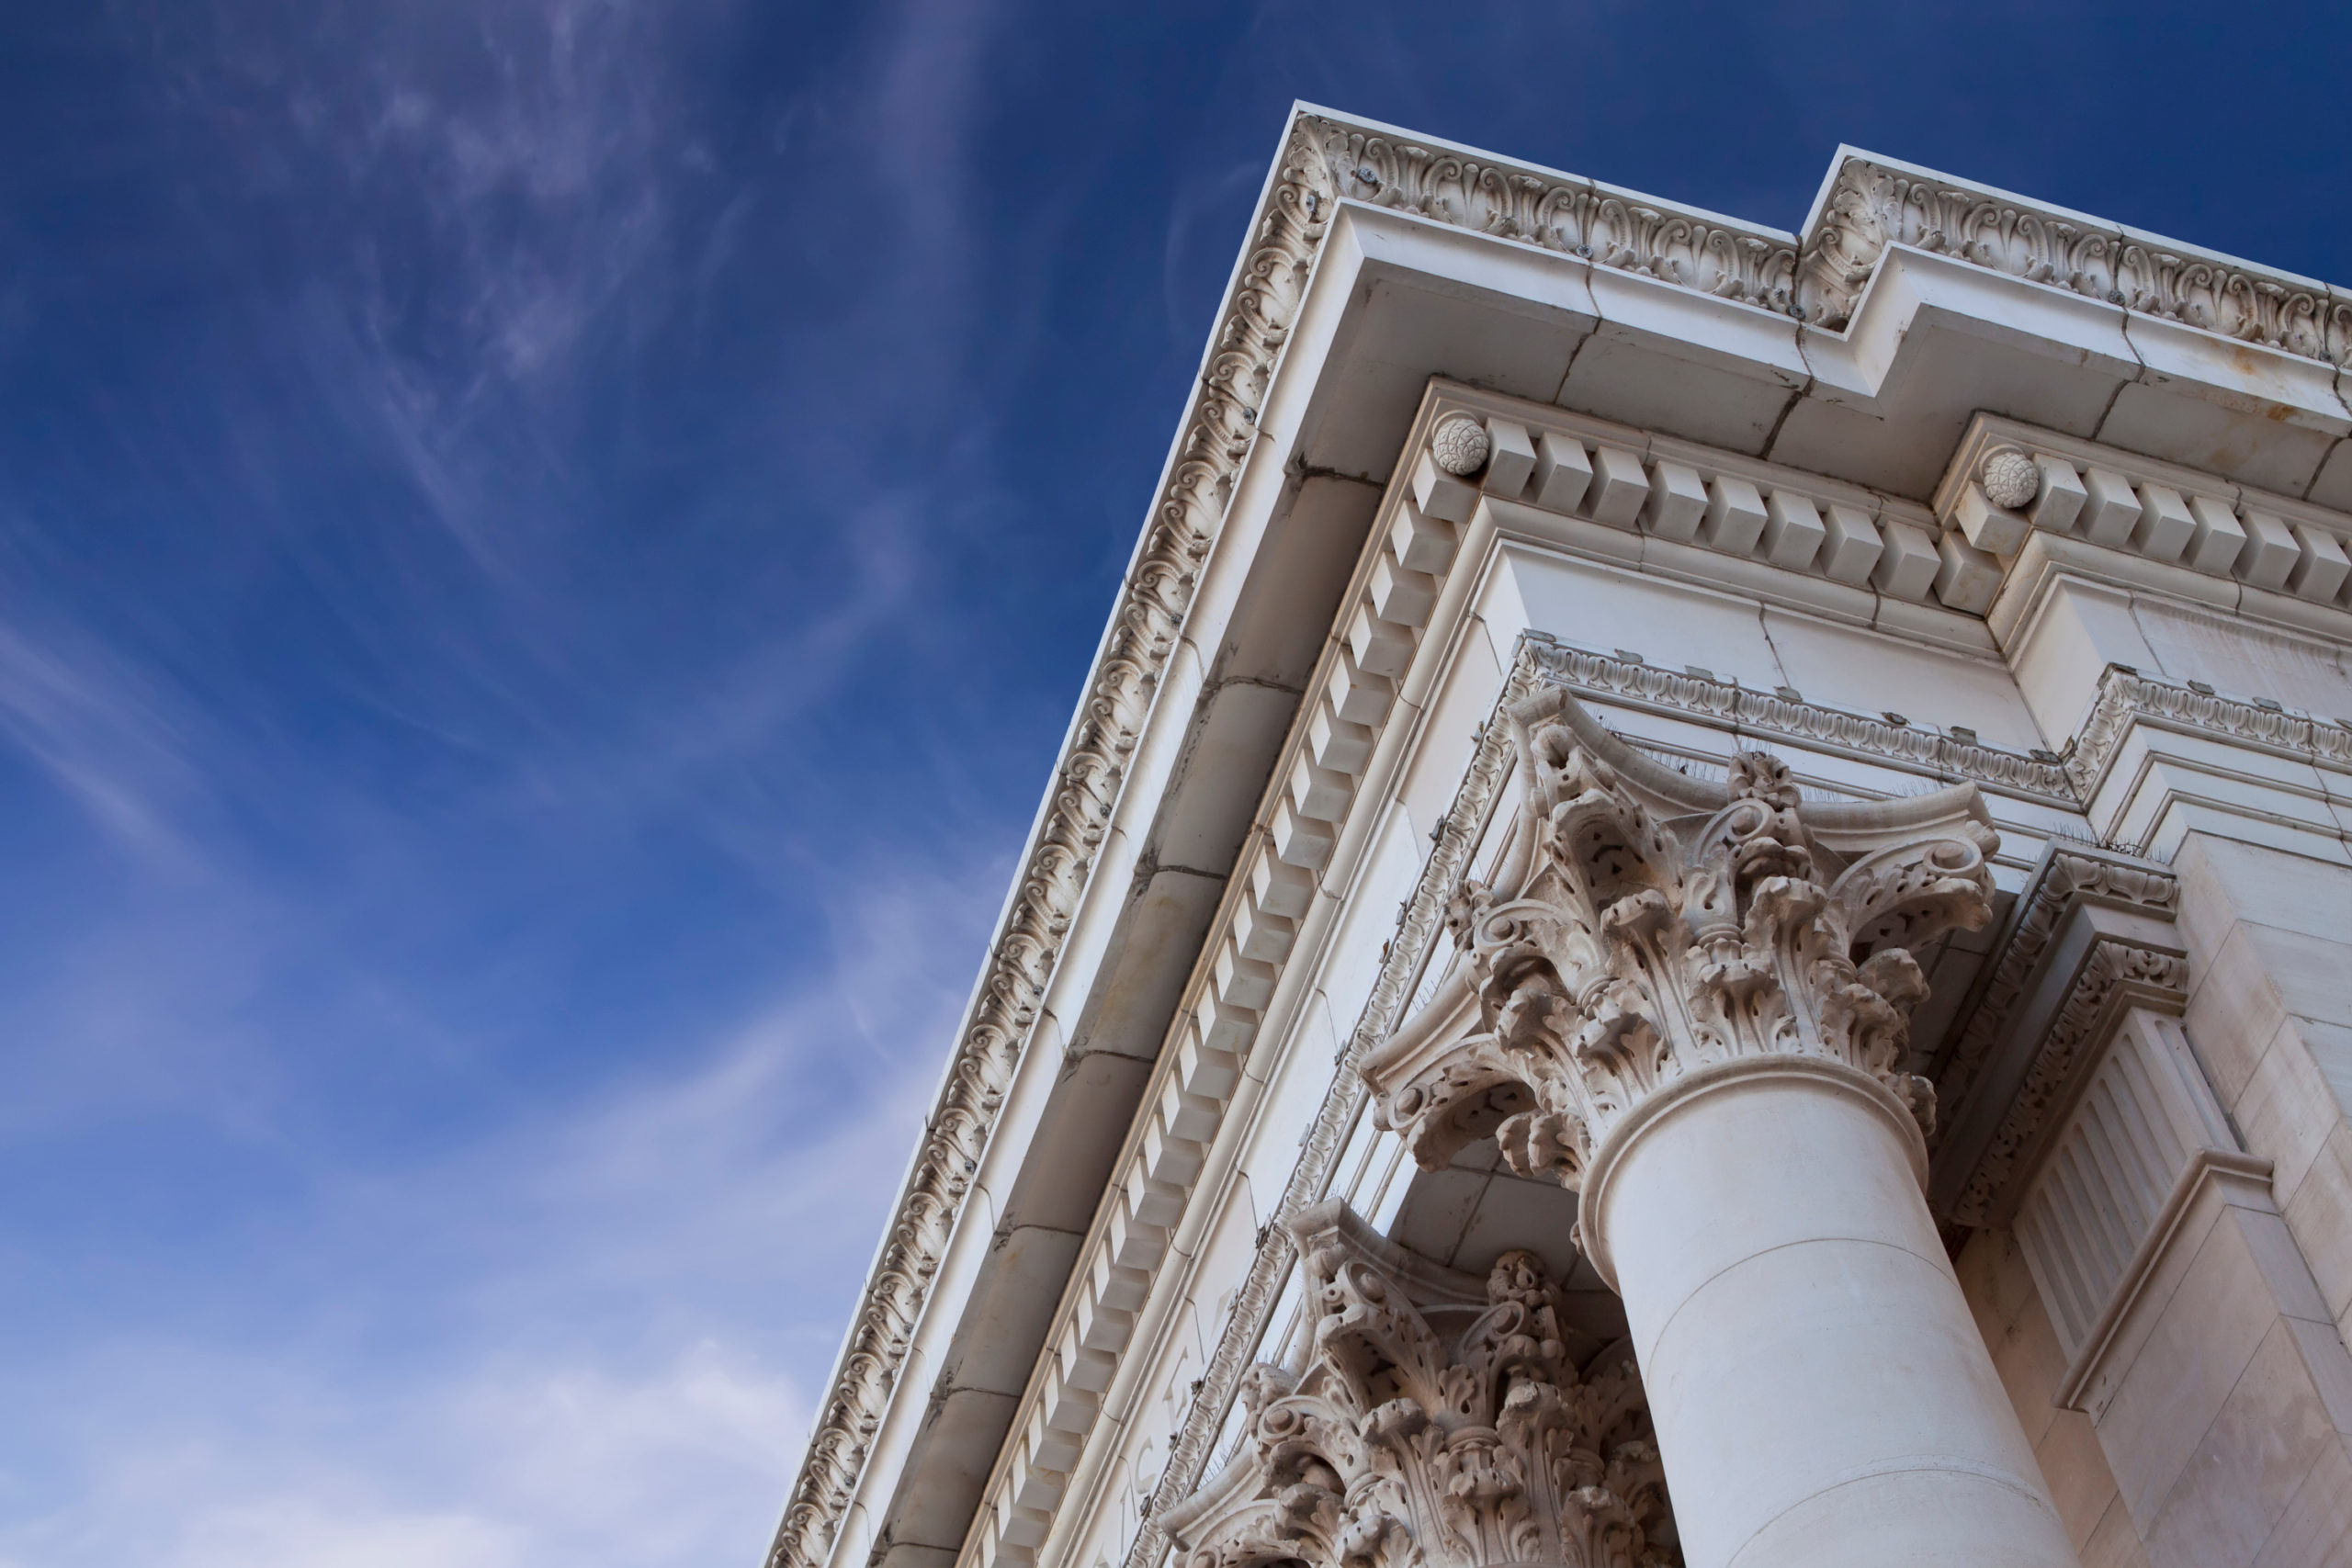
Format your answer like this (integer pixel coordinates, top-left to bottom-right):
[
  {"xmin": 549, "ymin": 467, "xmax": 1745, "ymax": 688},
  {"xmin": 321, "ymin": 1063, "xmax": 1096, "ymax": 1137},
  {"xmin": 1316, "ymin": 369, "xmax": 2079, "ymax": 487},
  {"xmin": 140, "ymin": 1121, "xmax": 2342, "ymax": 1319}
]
[
  {"xmin": 1364, "ymin": 690, "xmax": 2081, "ymax": 1568},
  {"xmin": 1581, "ymin": 1055, "xmax": 2075, "ymax": 1568}
]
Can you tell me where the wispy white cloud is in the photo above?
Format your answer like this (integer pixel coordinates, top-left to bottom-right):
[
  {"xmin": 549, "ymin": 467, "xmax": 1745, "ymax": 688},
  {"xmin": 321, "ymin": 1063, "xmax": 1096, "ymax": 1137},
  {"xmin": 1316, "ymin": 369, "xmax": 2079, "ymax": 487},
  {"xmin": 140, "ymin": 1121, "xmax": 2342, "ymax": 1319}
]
[
  {"xmin": 0, "ymin": 609, "xmax": 209, "ymax": 872},
  {"xmin": 0, "ymin": 845, "xmax": 1004, "ymax": 1568},
  {"xmin": 0, "ymin": 2, "xmax": 1052, "ymax": 1565},
  {"xmin": 4, "ymin": 1338, "xmax": 796, "ymax": 1568}
]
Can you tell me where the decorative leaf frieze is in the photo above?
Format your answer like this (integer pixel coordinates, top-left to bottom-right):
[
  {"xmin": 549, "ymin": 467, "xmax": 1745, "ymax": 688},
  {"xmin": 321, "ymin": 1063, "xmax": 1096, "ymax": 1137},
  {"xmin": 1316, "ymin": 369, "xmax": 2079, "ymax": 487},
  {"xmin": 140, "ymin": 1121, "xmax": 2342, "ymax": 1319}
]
[
  {"xmin": 777, "ymin": 103, "xmax": 2352, "ymax": 1568},
  {"xmin": 1305, "ymin": 125, "xmax": 1798, "ymax": 314},
  {"xmin": 763, "ymin": 112, "xmax": 1335, "ymax": 1568},
  {"xmin": 1797, "ymin": 159, "xmax": 2349, "ymax": 363},
  {"xmin": 2066, "ymin": 664, "xmax": 2352, "ymax": 803},
  {"xmin": 1524, "ymin": 637, "xmax": 2075, "ymax": 802}
]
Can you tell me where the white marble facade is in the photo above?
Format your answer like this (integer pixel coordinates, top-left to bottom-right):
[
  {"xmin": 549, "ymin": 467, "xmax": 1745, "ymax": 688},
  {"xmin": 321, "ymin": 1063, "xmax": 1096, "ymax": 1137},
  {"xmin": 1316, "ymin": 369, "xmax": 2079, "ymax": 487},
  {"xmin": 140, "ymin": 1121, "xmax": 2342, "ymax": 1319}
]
[{"xmin": 770, "ymin": 108, "xmax": 2352, "ymax": 1568}]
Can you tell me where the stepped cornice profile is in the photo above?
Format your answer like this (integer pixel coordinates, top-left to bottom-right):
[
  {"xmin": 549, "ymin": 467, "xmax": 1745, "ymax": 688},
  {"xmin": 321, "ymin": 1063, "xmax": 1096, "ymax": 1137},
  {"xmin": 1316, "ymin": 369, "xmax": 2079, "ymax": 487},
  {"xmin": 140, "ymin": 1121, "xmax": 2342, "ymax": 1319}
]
[
  {"xmin": 772, "ymin": 103, "xmax": 2352, "ymax": 1568},
  {"xmin": 1128, "ymin": 649, "xmax": 1537, "ymax": 1568},
  {"xmin": 761, "ymin": 100, "xmax": 1329, "ymax": 1568},
  {"xmin": 1801, "ymin": 156, "xmax": 2350, "ymax": 360},
  {"xmin": 1303, "ymin": 116, "xmax": 2349, "ymax": 362}
]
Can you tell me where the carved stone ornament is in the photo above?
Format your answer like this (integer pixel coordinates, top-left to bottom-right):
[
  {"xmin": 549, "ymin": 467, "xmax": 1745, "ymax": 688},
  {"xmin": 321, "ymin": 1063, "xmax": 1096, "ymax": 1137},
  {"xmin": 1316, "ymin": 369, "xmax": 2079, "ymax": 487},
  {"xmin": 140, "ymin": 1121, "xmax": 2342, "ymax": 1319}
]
[
  {"xmin": 1159, "ymin": 1201, "xmax": 1674, "ymax": 1568},
  {"xmin": 1929, "ymin": 844, "xmax": 2181, "ymax": 1133},
  {"xmin": 1979, "ymin": 446, "xmax": 2041, "ymax": 511},
  {"xmin": 1364, "ymin": 687, "xmax": 1998, "ymax": 1199},
  {"xmin": 1430, "ymin": 415, "xmax": 1491, "ymax": 477},
  {"xmin": 1796, "ymin": 157, "xmax": 2352, "ymax": 360}
]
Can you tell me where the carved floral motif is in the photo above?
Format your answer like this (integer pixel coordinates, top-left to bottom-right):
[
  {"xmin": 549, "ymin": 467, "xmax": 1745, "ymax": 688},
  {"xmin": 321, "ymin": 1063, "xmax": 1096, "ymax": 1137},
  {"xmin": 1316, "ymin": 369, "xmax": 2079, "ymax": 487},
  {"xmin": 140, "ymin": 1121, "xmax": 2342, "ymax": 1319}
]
[
  {"xmin": 1130, "ymin": 658, "xmax": 1537, "ymax": 1568},
  {"xmin": 1797, "ymin": 159, "xmax": 2349, "ymax": 362},
  {"xmin": 781, "ymin": 104, "xmax": 2351, "ymax": 1568},
  {"xmin": 1523, "ymin": 638, "xmax": 2075, "ymax": 801},
  {"xmin": 764, "ymin": 109, "xmax": 1335, "ymax": 1568},
  {"xmin": 1303, "ymin": 126, "xmax": 1799, "ymax": 315},
  {"xmin": 2067, "ymin": 665, "xmax": 2352, "ymax": 800},
  {"xmin": 1368, "ymin": 689, "xmax": 1998, "ymax": 1191},
  {"xmin": 1296, "ymin": 121, "xmax": 2348, "ymax": 363},
  {"xmin": 1980, "ymin": 447, "xmax": 2041, "ymax": 510},
  {"xmin": 1160, "ymin": 1203, "xmax": 1673, "ymax": 1568}
]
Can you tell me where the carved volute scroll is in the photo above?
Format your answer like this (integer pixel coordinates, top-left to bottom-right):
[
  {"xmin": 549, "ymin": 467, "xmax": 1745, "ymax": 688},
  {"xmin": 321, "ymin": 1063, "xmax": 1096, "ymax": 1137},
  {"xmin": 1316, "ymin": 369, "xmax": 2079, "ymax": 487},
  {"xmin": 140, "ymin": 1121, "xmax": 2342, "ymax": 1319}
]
[
  {"xmin": 1159, "ymin": 1201, "xmax": 1673, "ymax": 1568},
  {"xmin": 1363, "ymin": 689, "xmax": 1999, "ymax": 1197}
]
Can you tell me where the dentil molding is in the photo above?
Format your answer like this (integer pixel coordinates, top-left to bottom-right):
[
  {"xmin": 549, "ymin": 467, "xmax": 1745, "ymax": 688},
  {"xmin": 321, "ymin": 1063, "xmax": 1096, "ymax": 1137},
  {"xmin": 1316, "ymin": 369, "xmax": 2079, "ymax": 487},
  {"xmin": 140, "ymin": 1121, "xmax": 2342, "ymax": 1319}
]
[
  {"xmin": 1933, "ymin": 413, "xmax": 2352, "ymax": 634},
  {"xmin": 1124, "ymin": 646, "xmax": 1538, "ymax": 1568},
  {"xmin": 763, "ymin": 98, "xmax": 1329, "ymax": 1568},
  {"xmin": 779, "ymin": 107, "xmax": 2352, "ymax": 1568}
]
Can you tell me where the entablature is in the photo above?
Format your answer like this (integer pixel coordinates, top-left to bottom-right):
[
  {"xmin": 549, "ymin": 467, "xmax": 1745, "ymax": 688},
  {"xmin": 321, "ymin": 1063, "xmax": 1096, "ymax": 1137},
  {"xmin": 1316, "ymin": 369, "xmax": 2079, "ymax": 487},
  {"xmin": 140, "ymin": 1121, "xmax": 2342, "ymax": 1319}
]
[{"xmin": 775, "ymin": 105, "xmax": 2352, "ymax": 1568}]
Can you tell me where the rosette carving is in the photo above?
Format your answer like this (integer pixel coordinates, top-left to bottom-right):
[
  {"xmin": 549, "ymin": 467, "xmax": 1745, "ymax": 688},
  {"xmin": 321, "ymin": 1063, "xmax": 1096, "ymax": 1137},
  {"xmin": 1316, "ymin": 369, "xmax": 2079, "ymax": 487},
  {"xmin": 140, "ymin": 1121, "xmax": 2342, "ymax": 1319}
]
[
  {"xmin": 1365, "ymin": 689, "xmax": 1998, "ymax": 1193},
  {"xmin": 1159, "ymin": 1201, "xmax": 1673, "ymax": 1568}
]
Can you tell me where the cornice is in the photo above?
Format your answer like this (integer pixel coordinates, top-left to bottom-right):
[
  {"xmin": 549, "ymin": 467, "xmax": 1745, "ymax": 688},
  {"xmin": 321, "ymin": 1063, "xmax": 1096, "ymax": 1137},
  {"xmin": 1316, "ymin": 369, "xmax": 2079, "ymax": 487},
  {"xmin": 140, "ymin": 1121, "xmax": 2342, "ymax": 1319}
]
[
  {"xmin": 1802, "ymin": 155, "xmax": 2352, "ymax": 365},
  {"xmin": 762, "ymin": 113, "xmax": 1329, "ymax": 1568},
  {"xmin": 2066, "ymin": 662, "xmax": 2352, "ymax": 802},
  {"xmin": 1524, "ymin": 637, "xmax": 2075, "ymax": 803},
  {"xmin": 1302, "ymin": 113, "xmax": 2352, "ymax": 365},
  {"xmin": 1305, "ymin": 119, "xmax": 1801, "ymax": 316},
  {"xmin": 779, "ymin": 107, "xmax": 2352, "ymax": 1568},
  {"xmin": 1123, "ymin": 644, "xmax": 1533, "ymax": 1568}
]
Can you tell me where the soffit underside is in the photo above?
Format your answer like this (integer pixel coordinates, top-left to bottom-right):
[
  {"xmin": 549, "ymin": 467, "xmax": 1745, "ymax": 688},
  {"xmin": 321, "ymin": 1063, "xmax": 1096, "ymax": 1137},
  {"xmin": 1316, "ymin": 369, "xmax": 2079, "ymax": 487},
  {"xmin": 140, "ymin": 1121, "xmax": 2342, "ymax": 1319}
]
[
  {"xmin": 948, "ymin": 355, "xmax": 2352, "ymax": 1568},
  {"xmin": 777, "ymin": 106, "xmax": 2352, "ymax": 1568}
]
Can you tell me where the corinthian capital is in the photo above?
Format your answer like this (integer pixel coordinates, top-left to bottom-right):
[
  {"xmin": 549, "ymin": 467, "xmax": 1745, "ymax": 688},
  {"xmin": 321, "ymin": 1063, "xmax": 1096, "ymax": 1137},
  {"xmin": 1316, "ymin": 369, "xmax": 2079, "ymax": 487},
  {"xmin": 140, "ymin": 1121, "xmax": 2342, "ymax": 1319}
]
[
  {"xmin": 1159, "ymin": 1201, "xmax": 1672, "ymax": 1568},
  {"xmin": 1364, "ymin": 689, "xmax": 1997, "ymax": 1192}
]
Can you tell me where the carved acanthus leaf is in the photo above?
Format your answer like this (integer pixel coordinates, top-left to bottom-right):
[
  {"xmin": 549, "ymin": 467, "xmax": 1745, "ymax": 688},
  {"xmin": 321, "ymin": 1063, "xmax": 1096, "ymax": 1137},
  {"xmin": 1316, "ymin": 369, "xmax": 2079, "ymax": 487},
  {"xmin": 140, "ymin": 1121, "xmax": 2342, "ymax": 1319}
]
[
  {"xmin": 1366, "ymin": 688, "xmax": 1998, "ymax": 1191},
  {"xmin": 1159, "ymin": 1203, "xmax": 1674, "ymax": 1568},
  {"xmin": 764, "ymin": 110, "xmax": 1336, "ymax": 1568},
  {"xmin": 1304, "ymin": 127, "xmax": 1798, "ymax": 316}
]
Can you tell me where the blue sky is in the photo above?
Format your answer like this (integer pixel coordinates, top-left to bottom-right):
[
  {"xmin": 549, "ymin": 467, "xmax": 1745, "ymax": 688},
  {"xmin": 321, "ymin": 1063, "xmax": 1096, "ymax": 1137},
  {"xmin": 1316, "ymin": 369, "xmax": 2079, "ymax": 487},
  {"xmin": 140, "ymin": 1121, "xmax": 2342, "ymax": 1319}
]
[{"xmin": 0, "ymin": 3, "xmax": 2345, "ymax": 1564}]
